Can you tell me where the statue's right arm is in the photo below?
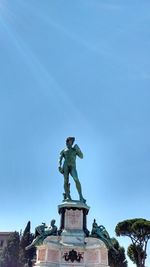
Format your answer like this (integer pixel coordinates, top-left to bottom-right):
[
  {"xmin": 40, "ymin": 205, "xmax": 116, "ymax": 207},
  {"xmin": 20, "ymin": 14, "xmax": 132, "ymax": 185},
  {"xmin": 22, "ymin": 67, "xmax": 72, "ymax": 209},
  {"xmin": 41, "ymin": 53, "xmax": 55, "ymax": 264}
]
[
  {"xmin": 58, "ymin": 150, "xmax": 64, "ymax": 167},
  {"xmin": 58, "ymin": 150, "xmax": 64, "ymax": 173},
  {"xmin": 74, "ymin": 144, "xmax": 83, "ymax": 159}
]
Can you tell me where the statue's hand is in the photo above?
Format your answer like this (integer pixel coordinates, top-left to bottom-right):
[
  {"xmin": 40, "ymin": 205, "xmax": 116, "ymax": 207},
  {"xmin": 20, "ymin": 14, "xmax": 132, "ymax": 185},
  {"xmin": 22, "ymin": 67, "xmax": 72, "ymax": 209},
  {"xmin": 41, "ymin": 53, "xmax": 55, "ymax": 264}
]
[
  {"xmin": 74, "ymin": 144, "xmax": 83, "ymax": 158},
  {"xmin": 74, "ymin": 144, "xmax": 79, "ymax": 150},
  {"xmin": 58, "ymin": 166, "xmax": 64, "ymax": 174}
]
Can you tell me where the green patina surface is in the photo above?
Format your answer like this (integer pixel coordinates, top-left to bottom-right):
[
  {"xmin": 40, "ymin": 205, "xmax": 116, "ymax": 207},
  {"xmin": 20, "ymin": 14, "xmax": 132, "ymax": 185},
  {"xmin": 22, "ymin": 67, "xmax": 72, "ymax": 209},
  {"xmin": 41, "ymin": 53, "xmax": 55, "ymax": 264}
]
[{"xmin": 58, "ymin": 137, "xmax": 86, "ymax": 203}]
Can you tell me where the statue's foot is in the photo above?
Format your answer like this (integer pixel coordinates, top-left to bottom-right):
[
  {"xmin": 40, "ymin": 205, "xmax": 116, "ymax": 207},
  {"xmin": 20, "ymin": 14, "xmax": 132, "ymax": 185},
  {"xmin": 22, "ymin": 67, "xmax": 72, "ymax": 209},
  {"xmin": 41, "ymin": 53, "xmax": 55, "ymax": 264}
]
[
  {"xmin": 65, "ymin": 194, "xmax": 72, "ymax": 201},
  {"xmin": 65, "ymin": 199, "xmax": 71, "ymax": 202},
  {"xmin": 80, "ymin": 197, "xmax": 86, "ymax": 203},
  {"xmin": 63, "ymin": 193, "xmax": 72, "ymax": 202}
]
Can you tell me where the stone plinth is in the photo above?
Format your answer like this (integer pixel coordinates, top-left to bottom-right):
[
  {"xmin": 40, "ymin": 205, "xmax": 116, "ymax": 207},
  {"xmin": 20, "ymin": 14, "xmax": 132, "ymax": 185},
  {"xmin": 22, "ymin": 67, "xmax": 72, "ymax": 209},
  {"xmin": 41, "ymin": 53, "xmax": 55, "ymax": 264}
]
[
  {"xmin": 58, "ymin": 200, "xmax": 90, "ymax": 242},
  {"xmin": 35, "ymin": 236, "xmax": 109, "ymax": 267},
  {"xmin": 35, "ymin": 201, "xmax": 109, "ymax": 267}
]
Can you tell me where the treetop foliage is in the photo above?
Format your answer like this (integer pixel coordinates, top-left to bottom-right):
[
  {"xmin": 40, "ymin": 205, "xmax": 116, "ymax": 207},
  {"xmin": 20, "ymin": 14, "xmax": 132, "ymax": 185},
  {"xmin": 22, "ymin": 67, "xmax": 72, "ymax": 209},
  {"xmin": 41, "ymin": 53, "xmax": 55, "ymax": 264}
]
[
  {"xmin": 115, "ymin": 218, "xmax": 150, "ymax": 267},
  {"xmin": 115, "ymin": 218, "xmax": 150, "ymax": 244}
]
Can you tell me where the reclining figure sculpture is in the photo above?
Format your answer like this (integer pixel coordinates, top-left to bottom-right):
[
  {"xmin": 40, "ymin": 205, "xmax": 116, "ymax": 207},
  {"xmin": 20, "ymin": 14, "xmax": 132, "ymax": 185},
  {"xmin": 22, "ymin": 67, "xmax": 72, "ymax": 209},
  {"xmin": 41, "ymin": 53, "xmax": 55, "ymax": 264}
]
[
  {"xmin": 26, "ymin": 219, "xmax": 57, "ymax": 250},
  {"xmin": 91, "ymin": 219, "xmax": 117, "ymax": 252}
]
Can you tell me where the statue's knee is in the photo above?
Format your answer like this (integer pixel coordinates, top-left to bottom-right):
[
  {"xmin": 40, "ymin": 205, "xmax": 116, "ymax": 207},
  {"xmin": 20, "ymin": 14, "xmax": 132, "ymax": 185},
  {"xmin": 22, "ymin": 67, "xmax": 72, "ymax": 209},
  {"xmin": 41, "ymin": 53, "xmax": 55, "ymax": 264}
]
[
  {"xmin": 72, "ymin": 174, "xmax": 79, "ymax": 182},
  {"xmin": 64, "ymin": 176, "xmax": 68, "ymax": 183}
]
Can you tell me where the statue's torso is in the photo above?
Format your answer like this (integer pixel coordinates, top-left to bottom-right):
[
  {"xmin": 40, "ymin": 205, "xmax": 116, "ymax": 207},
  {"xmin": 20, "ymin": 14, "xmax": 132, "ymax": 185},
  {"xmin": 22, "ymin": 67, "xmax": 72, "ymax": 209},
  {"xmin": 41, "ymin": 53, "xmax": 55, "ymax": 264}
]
[{"xmin": 63, "ymin": 148, "xmax": 76, "ymax": 167}]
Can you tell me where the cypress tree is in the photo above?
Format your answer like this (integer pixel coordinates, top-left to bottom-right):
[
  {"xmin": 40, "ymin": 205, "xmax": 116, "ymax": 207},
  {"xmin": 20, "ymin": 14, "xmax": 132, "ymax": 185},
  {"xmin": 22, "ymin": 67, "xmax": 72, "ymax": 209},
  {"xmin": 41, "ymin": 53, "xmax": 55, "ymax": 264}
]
[
  {"xmin": 1, "ymin": 231, "xmax": 20, "ymax": 267},
  {"xmin": 19, "ymin": 221, "xmax": 36, "ymax": 267}
]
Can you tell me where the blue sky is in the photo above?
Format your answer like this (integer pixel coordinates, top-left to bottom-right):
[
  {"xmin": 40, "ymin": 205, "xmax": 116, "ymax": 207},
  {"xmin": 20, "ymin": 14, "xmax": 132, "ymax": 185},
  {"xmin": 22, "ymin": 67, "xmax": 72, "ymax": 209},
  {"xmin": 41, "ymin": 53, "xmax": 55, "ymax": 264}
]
[{"xmin": 0, "ymin": 0, "xmax": 150, "ymax": 266}]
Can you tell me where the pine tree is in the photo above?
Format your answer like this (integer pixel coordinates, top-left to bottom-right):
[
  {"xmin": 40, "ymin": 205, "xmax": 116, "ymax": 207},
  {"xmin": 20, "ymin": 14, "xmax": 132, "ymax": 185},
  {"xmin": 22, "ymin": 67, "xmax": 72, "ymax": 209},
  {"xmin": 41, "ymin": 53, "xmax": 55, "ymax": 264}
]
[
  {"xmin": 19, "ymin": 221, "xmax": 36, "ymax": 267},
  {"xmin": 127, "ymin": 244, "xmax": 145, "ymax": 267},
  {"xmin": 115, "ymin": 218, "xmax": 150, "ymax": 267}
]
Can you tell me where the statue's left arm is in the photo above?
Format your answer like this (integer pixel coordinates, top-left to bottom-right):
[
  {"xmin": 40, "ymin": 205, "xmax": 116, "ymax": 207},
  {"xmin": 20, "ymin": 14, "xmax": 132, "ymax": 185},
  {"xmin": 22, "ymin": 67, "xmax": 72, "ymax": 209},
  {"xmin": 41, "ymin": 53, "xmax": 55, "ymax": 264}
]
[{"xmin": 74, "ymin": 144, "xmax": 83, "ymax": 159}]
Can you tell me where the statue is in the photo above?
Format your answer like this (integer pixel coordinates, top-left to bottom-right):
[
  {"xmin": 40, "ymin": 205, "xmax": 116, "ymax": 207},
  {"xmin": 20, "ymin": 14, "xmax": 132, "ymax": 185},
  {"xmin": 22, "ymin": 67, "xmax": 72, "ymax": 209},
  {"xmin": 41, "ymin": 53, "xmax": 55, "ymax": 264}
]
[
  {"xmin": 26, "ymin": 219, "xmax": 57, "ymax": 250},
  {"xmin": 58, "ymin": 137, "xmax": 86, "ymax": 203},
  {"xmin": 91, "ymin": 219, "xmax": 117, "ymax": 251}
]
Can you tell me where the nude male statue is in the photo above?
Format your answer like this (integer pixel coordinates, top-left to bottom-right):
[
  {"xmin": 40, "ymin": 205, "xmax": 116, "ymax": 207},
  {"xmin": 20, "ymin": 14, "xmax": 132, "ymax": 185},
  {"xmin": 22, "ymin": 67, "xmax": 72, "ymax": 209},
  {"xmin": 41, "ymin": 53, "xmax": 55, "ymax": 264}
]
[{"xmin": 58, "ymin": 137, "xmax": 86, "ymax": 203}]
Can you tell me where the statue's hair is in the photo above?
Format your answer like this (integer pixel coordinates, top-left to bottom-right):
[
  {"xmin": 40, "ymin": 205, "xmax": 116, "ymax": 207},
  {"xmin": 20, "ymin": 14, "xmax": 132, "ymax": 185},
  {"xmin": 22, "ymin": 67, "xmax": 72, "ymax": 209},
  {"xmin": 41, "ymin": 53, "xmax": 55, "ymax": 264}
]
[{"xmin": 66, "ymin": 137, "xmax": 75, "ymax": 144}]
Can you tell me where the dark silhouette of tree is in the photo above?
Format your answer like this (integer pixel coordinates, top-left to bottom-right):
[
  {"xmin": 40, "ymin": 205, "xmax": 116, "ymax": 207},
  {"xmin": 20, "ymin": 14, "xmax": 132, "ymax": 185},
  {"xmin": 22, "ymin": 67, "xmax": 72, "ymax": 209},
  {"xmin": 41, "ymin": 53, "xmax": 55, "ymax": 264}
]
[
  {"xmin": 19, "ymin": 221, "xmax": 36, "ymax": 267},
  {"xmin": 115, "ymin": 218, "xmax": 150, "ymax": 267},
  {"xmin": 1, "ymin": 231, "xmax": 20, "ymax": 267},
  {"xmin": 108, "ymin": 237, "xmax": 128, "ymax": 267},
  {"xmin": 127, "ymin": 244, "xmax": 145, "ymax": 267}
]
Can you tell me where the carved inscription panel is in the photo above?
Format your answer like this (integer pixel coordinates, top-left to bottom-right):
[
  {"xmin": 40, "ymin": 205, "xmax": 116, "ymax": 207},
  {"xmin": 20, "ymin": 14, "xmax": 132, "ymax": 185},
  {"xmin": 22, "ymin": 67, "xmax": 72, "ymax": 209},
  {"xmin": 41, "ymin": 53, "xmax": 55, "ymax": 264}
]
[
  {"xmin": 38, "ymin": 248, "xmax": 46, "ymax": 261},
  {"xmin": 101, "ymin": 248, "xmax": 108, "ymax": 265},
  {"xmin": 85, "ymin": 249, "xmax": 100, "ymax": 264},
  {"xmin": 65, "ymin": 209, "xmax": 83, "ymax": 229},
  {"xmin": 47, "ymin": 249, "xmax": 59, "ymax": 262}
]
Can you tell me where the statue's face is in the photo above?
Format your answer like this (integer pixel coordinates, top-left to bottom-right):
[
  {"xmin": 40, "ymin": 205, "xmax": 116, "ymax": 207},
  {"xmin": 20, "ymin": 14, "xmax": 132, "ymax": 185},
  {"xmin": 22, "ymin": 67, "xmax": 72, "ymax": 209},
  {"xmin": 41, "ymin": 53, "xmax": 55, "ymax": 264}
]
[{"xmin": 66, "ymin": 140, "xmax": 73, "ymax": 149}]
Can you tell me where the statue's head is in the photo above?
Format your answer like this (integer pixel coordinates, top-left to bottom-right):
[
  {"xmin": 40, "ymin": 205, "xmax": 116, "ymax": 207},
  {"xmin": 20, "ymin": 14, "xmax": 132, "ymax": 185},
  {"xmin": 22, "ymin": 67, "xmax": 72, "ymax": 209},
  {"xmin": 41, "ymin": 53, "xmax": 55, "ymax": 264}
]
[
  {"xmin": 51, "ymin": 219, "xmax": 56, "ymax": 226},
  {"xmin": 66, "ymin": 137, "xmax": 75, "ymax": 148}
]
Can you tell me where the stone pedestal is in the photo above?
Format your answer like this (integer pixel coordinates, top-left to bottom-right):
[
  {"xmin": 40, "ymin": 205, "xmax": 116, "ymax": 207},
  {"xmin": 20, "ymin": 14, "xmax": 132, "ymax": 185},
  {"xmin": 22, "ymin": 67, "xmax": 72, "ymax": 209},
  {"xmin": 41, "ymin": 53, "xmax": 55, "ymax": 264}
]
[
  {"xmin": 35, "ymin": 201, "xmax": 109, "ymax": 267},
  {"xmin": 58, "ymin": 201, "xmax": 89, "ymax": 245}
]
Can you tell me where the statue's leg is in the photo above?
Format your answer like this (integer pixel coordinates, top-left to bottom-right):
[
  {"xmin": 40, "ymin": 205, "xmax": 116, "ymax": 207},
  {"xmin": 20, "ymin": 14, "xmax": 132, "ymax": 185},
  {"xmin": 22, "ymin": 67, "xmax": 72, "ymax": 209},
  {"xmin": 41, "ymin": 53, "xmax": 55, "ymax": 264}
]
[
  {"xmin": 63, "ymin": 169, "xmax": 71, "ymax": 200},
  {"xmin": 71, "ymin": 168, "xmax": 86, "ymax": 203}
]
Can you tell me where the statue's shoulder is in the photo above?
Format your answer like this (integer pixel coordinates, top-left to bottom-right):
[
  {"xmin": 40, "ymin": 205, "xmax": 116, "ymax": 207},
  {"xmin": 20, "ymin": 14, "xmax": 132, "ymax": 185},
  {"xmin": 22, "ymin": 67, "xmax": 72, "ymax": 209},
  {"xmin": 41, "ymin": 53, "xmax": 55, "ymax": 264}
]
[
  {"xmin": 60, "ymin": 148, "xmax": 66, "ymax": 155},
  {"xmin": 63, "ymin": 148, "xmax": 68, "ymax": 153}
]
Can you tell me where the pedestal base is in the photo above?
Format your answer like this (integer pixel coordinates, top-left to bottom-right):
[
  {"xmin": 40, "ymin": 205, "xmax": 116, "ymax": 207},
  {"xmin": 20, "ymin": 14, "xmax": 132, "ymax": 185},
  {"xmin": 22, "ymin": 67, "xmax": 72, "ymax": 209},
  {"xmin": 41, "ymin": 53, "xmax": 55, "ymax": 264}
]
[
  {"xmin": 35, "ymin": 236, "xmax": 109, "ymax": 267},
  {"xmin": 34, "ymin": 201, "xmax": 109, "ymax": 267}
]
